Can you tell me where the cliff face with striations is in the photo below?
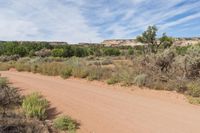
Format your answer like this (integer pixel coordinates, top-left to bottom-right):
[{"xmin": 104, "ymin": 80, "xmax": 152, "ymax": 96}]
[{"xmin": 102, "ymin": 38, "xmax": 200, "ymax": 47}]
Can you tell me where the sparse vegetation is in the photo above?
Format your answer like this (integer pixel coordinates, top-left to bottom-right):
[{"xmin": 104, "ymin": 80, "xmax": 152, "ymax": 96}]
[
  {"xmin": 0, "ymin": 62, "xmax": 12, "ymax": 71},
  {"xmin": 60, "ymin": 67, "xmax": 72, "ymax": 79},
  {"xmin": 107, "ymin": 77, "xmax": 120, "ymax": 85},
  {"xmin": 1, "ymin": 26, "xmax": 200, "ymax": 105},
  {"xmin": 134, "ymin": 74, "xmax": 147, "ymax": 87},
  {"xmin": 187, "ymin": 96, "xmax": 200, "ymax": 104},
  {"xmin": 0, "ymin": 76, "xmax": 79, "ymax": 132},
  {"xmin": 53, "ymin": 116, "xmax": 79, "ymax": 132},
  {"xmin": 0, "ymin": 77, "xmax": 49, "ymax": 132},
  {"xmin": 0, "ymin": 77, "xmax": 21, "ymax": 115},
  {"xmin": 187, "ymin": 82, "xmax": 200, "ymax": 97},
  {"xmin": 22, "ymin": 93, "xmax": 49, "ymax": 120}
]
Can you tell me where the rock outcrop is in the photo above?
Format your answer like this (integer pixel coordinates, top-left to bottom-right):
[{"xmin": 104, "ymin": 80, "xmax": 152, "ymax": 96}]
[
  {"xmin": 173, "ymin": 38, "xmax": 200, "ymax": 46},
  {"xmin": 102, "ymin": 38, "xmax": 200, "ymax": 47},
  {"xmin": 102, "ymin": 39, "xmax": 143, "ymax": 47}
]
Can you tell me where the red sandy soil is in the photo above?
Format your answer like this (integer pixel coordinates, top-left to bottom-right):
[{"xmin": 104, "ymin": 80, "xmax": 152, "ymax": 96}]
[{"xmin": 1, "ymin": 70, "xmax": 200, "ymax": 133}]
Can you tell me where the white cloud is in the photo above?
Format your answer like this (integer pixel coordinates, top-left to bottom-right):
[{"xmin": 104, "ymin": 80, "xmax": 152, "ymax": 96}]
[
  {"xmin": 0, "ymin": 0, "xmax": 102, "ymax": 43},
  {"xmin": 0, "ymin": 0, "xmax": 199, "ymax": 42},
  {"xmin": 160, "ymin": 12, "xmax": 200, "ymax": 30},
  {"xmin": 98, "ymin": 0, "xmax": 200, "ymax": 39}
]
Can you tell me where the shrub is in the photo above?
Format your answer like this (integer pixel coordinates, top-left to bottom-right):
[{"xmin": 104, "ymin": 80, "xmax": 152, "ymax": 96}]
[
  {"xmin": 0, "ymin": 63, "xmax": 11, "ymax": 71},
  {"xmin": 186, "ymin": 56, "xmax": 200, "ymax": 79},
  {"xmin": 100, "ymin": 68, "xmax": 113, "ymax": 80},
  {"xmin": 93, "ymin": 61, "xmax": 101, "ymax": 66},
  {"xmin": 0, "ymin": 55, "xmax": 19, "ymax": 62},
  {"xmin": 134, "ymin": 74, "xmax": 147, "ymax": 87},
  {"xmin": 103, "ymin": 48, "xmax": 120, "ymax": 56},
  {"xmin": 128, "ymin": 48, "xmax": 134, "ymax": 55},
  {"xmin": 88, "ymin": 67, "xmax": 103, "ymax": 81},
  {"xmin": 73, "ymin": 47, "xmax": 89, "ymax": 57},
  {"xmin": 186, "ymin": 44, "xmax": 200, "ymax": 57},
  {"xmin": 150, "ymin": 80, "xmax": 168, "ymax": 90},
  {"xmin": 53, "ymin": 116, "xmax": 78, "ymax": 132},
  {"xmin": 67, "ymin": 57, "xmax": 88, "ymax": 78},
  {"xmin": 0, "ymin": 77, "xmax": 21, "ymax": 113},
  {"xmin": 51, "ymin": 48, "xmax": 64, "ymax": 57},
  {"xmin": 184, "ymin": 45, "xmax": 200, "ymax": 79},
  {"xmin": 187, "ymin": 82, "xmax": 200, "ymax": 97},
  {"xmin": 60, "ymin": 67, "xmax": 72, "ymax": 79},
  {"xmin": 187, "ymin": 96, "xmax": 200, "ymax": 105},
  {"xmin": 14, "ymin": 63, "xmax": 31, "ymax": 72},
  {"xmin": 0, "ymin": 77, "xmax": 8, "ymax": 87},
  {"xmin": 107, "ymin": 77, "xmax": 119, "ymax": 85},
  {"xmin": 66, "ymin": 57, "xmax": 88, "ymax": 70},
  {"xmin": 0, "ymin": 117, "xmax": 50, "ymax": 133},
  {"xmin": 159, "ymin": 33, "xmax": 173, "ymax": 49},
  {"xmin": 30, "ymin": 64, "xmax": 39, "ymax": 73},
  {"xmin": 168, "ymin": 79, "xmax": 187, "ymax": 93},
  {"xmin": 35, "ymin": 48, "xmax": 51, "ymax": 57},
  {"xmin": 72, "ymin": 67, "xmax": 88, "ymax": 78},
  {"xmin": 121, "ymin": 74, "xmax": 134, "ymax": 86},
  {"xmin": 101, "ymin": 59, "xmax": 113, "ymax": 65},
  {"xmin": 22, "ymin": 93, "xmax": 49, "ymax": 120},
  {"xmin": 176, "ymin": 46, "xmax": 190, "ymax": 55},
  {"xmin": 155, "ymin": 48, "xmax": 176, "ymax": 72},
  {"xmin": 37, "ymin": 62, "xmax": 64, "ymax": 76},
  {"xmin": 111, "ymin": 64, "xmax": 137, "ymax": 86}
]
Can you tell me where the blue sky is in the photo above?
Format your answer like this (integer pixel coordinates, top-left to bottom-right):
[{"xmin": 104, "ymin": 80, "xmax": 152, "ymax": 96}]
[{"xmin": 0, "ymin": 0, "xmax": 200, "ymax": 43}]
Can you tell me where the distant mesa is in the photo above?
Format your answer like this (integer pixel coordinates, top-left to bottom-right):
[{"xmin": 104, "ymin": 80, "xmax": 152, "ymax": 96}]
[
  {"xmin": 101, "ymin": 37, "xmax": 200, "ymax": 47},
  {"xmin": 0, "ymin": 41, "xmax": 68, "ymax": 45},
  {"xmin": 1, "ymin": 37, "xmax": 200, "ymax": 47},
  {"xmin": 101, "ymin": 39, "xmax": 144, "ymax": 47}
]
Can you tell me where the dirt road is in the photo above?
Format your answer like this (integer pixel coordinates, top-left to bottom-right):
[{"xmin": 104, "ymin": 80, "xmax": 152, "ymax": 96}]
[{"xmin": 1, "ymin": 71, "xmax": 200, "ymax": 133}]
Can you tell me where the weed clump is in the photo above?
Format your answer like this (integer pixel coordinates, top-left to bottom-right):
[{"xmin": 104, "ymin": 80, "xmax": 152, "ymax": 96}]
[
  {"xmin": 53, "ymin": 116, "xmax": 79, "ymax": 132},
  {"xmin": 60, "ymin": 67, "xmax": 72, "ymax": 79},
  {"xmin": 0, "ymin": 77, "xmax": 21, "ymax": 115},
  {"xmin": 187, "ymin": 96, "xmax": 200, "ymax": 105},
  {"xmin": 0, "ymin": 63, "xmax": 12, "ymax": 71},
  {"xmin": 22, "ymin": 93, "xmax": 49, "ymax": 120},
  {"xmin": 134, "ymin": 74, "xmax": 147, "ymax": 87},
  {"xmin": 187, "ymin": 82, "xmax": 200, "ymax": 97},
  {"xmin": 107, "ymin": 77, "xmax": 120, "ymax": 85}
]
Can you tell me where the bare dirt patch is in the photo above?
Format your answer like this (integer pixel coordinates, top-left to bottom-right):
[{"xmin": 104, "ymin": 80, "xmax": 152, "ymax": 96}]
[{"xmin": 1, "ymin": 71, "xmax": 200, "ymax": 133}]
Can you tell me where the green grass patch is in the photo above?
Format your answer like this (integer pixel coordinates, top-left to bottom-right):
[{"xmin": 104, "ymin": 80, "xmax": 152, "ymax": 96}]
[
  {"xmin": 187, "ymin": 82, "xmax": 200, "ymax": 97},
  {"xmin": 22, "ymin": 93, "xmax": 49, "ymax": 120},
  {"xmin": 107, "ymin": 77, "xmax": 119, "ymax": 85},
  {"xmin": 53, "ymin": 116, "xmax": 79, "ymax": 132},
  {"xmin": 187, "ymin": 96, "xmax": 200, "ymax": 105}
]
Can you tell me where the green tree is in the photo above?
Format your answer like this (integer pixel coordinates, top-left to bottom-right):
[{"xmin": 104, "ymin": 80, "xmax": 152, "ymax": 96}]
[
  {"xmin": 14, "ymin": 45, "xmax": 28, "ymax": 57},
  {"xmin": 103, "ymin": 48, "xmax": 120, "ymax": 56},
  {"xmin": 136, "ymin": 26, "xmax": 158, "ymax": 53},
  {"xmin": 159, "ymin": 33, "xmax": 173, "ymax": 49},
  {"xmin": 137, "ymin": 26, "xmax": 173, "ymax": 53},
  {"xmin": 51, "ymin": 48, "xmax": 64, "ymax": 57},
  {"xmin": 128, "ymin": 48, "xmax": 134, "ymax": 55},
  {"xmin": 73, "ymin": 47, "xmax": 89, "ymax": 57},
  {"xmin": 63, "ymin": 46, "xmax": 74, "ymax": 57}
]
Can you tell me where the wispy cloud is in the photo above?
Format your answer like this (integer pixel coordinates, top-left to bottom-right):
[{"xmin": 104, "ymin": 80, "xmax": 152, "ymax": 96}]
[
  {"xmin": 0, "ymin": 0, "xmax": 199, "ymax": 43},
  {"xmin": 0, "ymin": 0, "xmax": 102, "ymax": 43}
]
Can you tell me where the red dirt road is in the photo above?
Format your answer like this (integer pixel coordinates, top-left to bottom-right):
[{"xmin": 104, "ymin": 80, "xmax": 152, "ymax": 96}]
[{"xmin": 1, "ymin": 71, "xmax": 200, "ymax": 133}]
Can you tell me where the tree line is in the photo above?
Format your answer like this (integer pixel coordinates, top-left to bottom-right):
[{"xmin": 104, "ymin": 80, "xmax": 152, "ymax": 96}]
[
  {"xmin": 0, "ymin": 42, "xmax": 121, "ymax": 57},
  {"xmin": 0, "ymin": 26, "xmax": 176, "ymax": 58}
]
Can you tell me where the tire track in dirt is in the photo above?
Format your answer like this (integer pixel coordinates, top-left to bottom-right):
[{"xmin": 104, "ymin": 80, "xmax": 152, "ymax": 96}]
[{"xmin": 1, "ymin": 71, "xmax": 200, "ymax": 133}]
